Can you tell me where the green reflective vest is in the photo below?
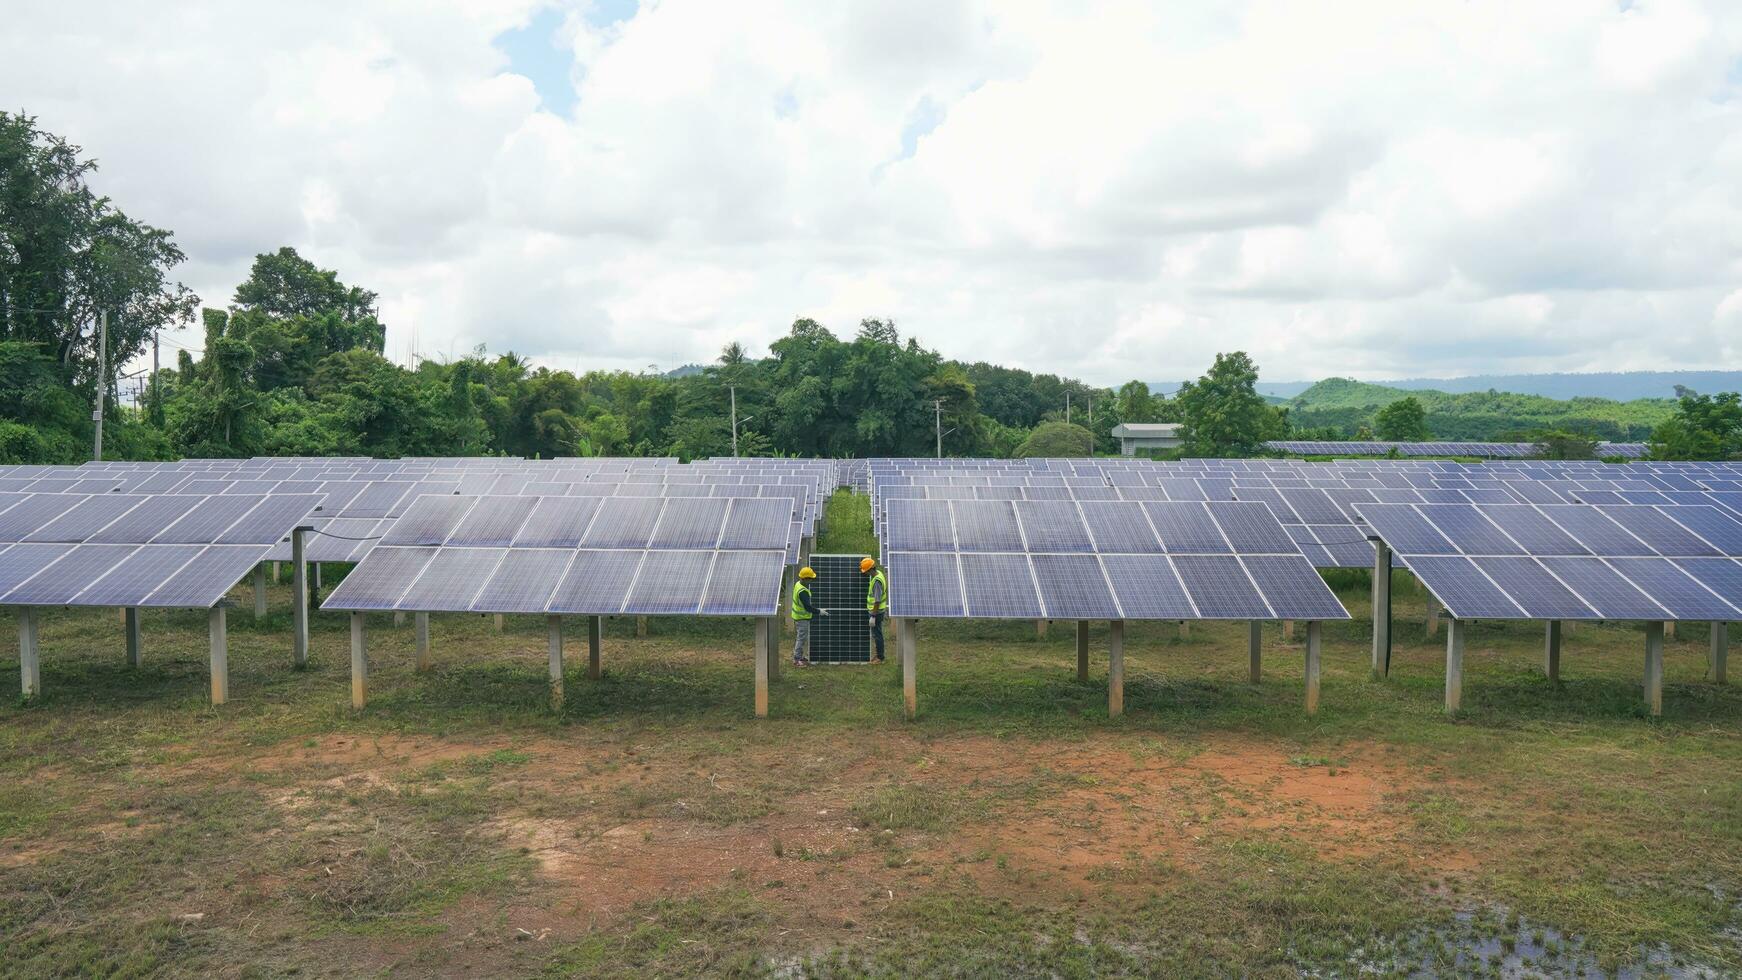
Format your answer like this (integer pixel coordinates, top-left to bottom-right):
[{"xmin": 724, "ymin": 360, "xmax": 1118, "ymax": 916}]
[
  {"xmin": 866, "ymin": 568, "xmax": 889, "ymax": 612},
  {"xmin": 791, "ymin": 580, "xmax": 813, "ymax": 620}
]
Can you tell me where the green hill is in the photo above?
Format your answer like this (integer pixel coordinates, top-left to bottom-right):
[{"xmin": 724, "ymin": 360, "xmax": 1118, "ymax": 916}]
[{"xmin": 1287, "ymin": 378, "xmax": 1672, "ymax": 442}]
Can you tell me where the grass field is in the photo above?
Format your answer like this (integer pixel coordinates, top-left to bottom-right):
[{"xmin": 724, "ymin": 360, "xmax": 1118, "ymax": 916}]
[{"xmin": 2, "ymin": 496, "xmax": 1740, "ymax": 976}]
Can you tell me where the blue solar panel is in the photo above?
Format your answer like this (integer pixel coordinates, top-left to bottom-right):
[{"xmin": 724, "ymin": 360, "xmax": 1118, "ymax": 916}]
[
  {"xmin": 648, "ymin": 498, "xmax": 729, "ymax": 549},
  {"xmin": 1539, "ymin": 557, "xmax": 1669, "ymax": 620},
  {"xmin": 446, "ymin": 496, "xmax": 538, "ymax": 547},
  {"xmin": 952, "ymin": 501, "xmax": 1026, "ymax": 552},
  {"xmin": 86, "ymin": 495, "xmax": 203, "ymax": 544},
  {"xmin": 1170, "ymin": 555, "xmax": 1270, "ymax": 618},
  {"xmin": 580, "ymin": 497, "xmax": 663, "ymax": 549},
  {"xmin": 0, "ymin": 495, "xmax": 81, "ymax": 540},
  {"xmin": 1015, "ymin": 501, "xmax": 1094, "ymax": 552},
  {"xmin": 23, "ymin": 495, "xmax": 144, "ymax": 543},
  {"xmin": 624, "ymin": 551, "xmax": 711, "ymax": 614},
  {"xmin": 886, "ymin": 552, "xmax": 965, "ymax": 618},
  {"xmin": 469, "ymin": 549, "xmax": 572, "ymax": 613},
  {"xmin": 1095, "ymin": 555, "xmax": 1194, "ymax": 618},
  {"xmin": 215, "ymin": 494, "xmax": 320, "ymax": 545},
  {"xmin": 1404, "ymin": 556, "xmax": 1525, "ymax": 618},
  {"xmin": 1080, "ymin": 502, "xmax": 1163, "ymax": 553},
  {"xmin": 382, "ymin": 494, "xmax": 479, "ymax": 546},
  {"xmin": 1598, "ymin": 506, "xmax": 1719, "ymax": 557},
  {"xmin": 1671, "ymin": 559, "xmax": 1742, "ymax": 614},
  {"xmin": 322, "ymin": 547, "xmax": 435, "ymax": 610},
  {"xmin": 144, "ymin": 545, "xmax": 266, "ymax": 608},
  {"xmin": 1658, "ymin": 506, "xmax": 1742, "ymax": 554},
  {"xmin": 1537, "ymin": 505, "xmax": 1653, "ymax": 556},
  {"xmin": 1030, "ymin": 553, "xmax": 1120, "ymax": 619},
  {"xmin": 1353, "ymin": 505, "xmax": 1458, "ymax": 554},
  {"xmin": 1280, "ymin": 489, "xmax": 1346, "ymax": 524},
  {"xmin": 76, "ymin": 544, "xmax": 204, "ymax": 606},
  {"xmin": 1603, "ymin": 558, "xmax": 1736, "ymax": 620},
  {"xmin": 1424, "ymin": 505, "xmax": 1526, "ymax": 555},
  {"xmin": 1242, "ymin": 555, "xmax": 1347, "ymax": 619},
  {"xmin": 511, "ymin": 497, "xmax": 601, "ymax": 548},
  {"xmin": 3, "ymin": 544, "xmax": 138, "ymax": 604},
  {"xmin": 1145, "ymin": 502, "xmax": 1230, "ymax": 554},
  {"xmin": 1477, "ymin": 506, "xmax": 1589, "ymax": 556},
  {"xmin": 398, "ymin": 548, "xmax": 504, "ymax": 611},
  {"xmin": 700, "ymin": 551, "xmax": 785, "ymax": 615},
  {"xmin": 1471, "ymin": 557, "xmax": 1596, "ymax": 620},
  {"xmin": 151, "ymin": 495, "xmax": 263, "ymax": 544},
  {"xmin": 959, "ymin": 553, "xmax": 1042, "ymax": 618},
  {"xmin": 719, "ymin": 498, "xmax": 794, "ymax": 550},
  {"xmin": 546, "ymin": 550, "xmax": 642, "ymax": 615},
  {"xmin": 1207, "ymin": 501, "xmax": 1298, "ymax": 553},
  {"xmin": 884, "ymin": 500, "xmax": 955, "ymax": 552}
]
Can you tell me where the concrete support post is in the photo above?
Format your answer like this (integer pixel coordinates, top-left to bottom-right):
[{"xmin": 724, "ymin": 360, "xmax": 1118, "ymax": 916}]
[
  {"xmin": 636, "ymin": 616, "xmax": 648, "ymax": 638},
  {"xmin": 1712, "ymin": 622, "xmax": 1729, "ymax": 685},
  {"xmin": 1543, "ymin": 621, "xmax": 1561, "ymax": 683},
  {"xmin": 901, "ymin": 618, "xmax": 917, "ymax": 721},
  {"xmin": 272, "ymin": 560, "xmax": 281, "ymax": 584},
  {"xmin": 1035, "ymin": 619, "xmax": 1048, "ymax": 641},
  {"xmin": 394, "ymin": 611, "xmax": 405, "ymax": 628},
  {"xmin": 350, "ymin": 611, "xmax": 367, "ymax": 709},
  {"xmin": 493, "ymin": 613, "xmax": 505, "ymax": 632},
  {"xmin": 1445, "ymin": 618, "xmax": 1465, "ymax": 714},
  {"xmin": 1249, "ymin": 620, "xmax": 1262, "ymax": 683},
  {"xmin": 1283, "ymin": 620, "xmax": 1295, "ymax": 641},
  {"xmin": 125, "ymin": 607, "xmax": 141, "ymax": 668},
  {"xmin": 547, "ymin": 615, "xmax": 564, "ymax": 712},
  {"xmin": 415, "ymin": 612, "xmax": 431, "ymax": 671},
  {"xmin": 754, "ymin": 617, "xmax": 770, "ymax": 718},
  {"xmin": 1305, "ymin": 620, "xmax": 1322, "ymax": 715},
  {"xmin": 291, "ymin": 528, "xmax": 309, "ymax": 668},
  {"xmin": 313, "ymin": 562, "xmax": 322, "ymax": 590},
  {"xmin": 1666, "ymin": 621, "xmax": 1677, "ymax": 640},
  {"xmin": 252, "ymin": 565, "xmax": 267, "ymax": 621},
  {"xmin": 587, "ymin": 615, "xmax": 603, "ymax": 680},
  {"xmin": 208, "ymin": 605, "xmax": 229, "ymax": 705},
  {"xmin": 19, "ymin": 607, "xmax": 40, "ymax": 698},
  {"xmin": 1076, "ymin": 620, "xmax": 1089, "ymax": 681},
  {"xmin": 1108, "ymin": 620, "xmax": 1126, "ymax": 718},
  {"xmin": 1372, "ymin": 539, "xmax": 1391, "ymax": 679},
  {"xmin": 1426, "ymin": 593, "xmax": 1441, "ymax": 636},
  {"xmin": 1644, "ymin": 621, "xmax": 1664, "ymax": 717}
]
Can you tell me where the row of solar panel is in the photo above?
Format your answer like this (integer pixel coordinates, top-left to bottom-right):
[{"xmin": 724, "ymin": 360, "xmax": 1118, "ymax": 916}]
[
  {"xmin": 0, "ymin": 493, "xmax": 320, "ymax": 546},
  {"xmin": 1403, "ymin": 555, "xmax": 1742, "ymax": 621},
  {"xmin": 378, "ymin": 494, "xmax": 794, "ymax": 551},
  {"xmin": 323, "ymin": 546, "xmax": 787, "ymax": 616},
  {"xmin": 0, "ymin": 542, "xmax": 272, "ymax": 609},
  {"xmin": 883, "ymin": 499, "xmax": 1302, "ymax": 555},
  {"xmin": 1353, "ymin": 503, "xmax": 1742, "ymax": 559},
  {"xmin": 884, "ymin": 552, "xmax": 1349, "ymax": 621},
  {"xmin": 1263, "ymin": 441, "xmax": 1650, "ymax": 459}
]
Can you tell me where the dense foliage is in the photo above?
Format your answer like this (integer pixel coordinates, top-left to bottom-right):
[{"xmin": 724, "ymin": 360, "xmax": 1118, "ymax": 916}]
[
  {"xmin": 1287, "ymin": 377, "xmax": 1672, "ymax": 442},
  {"xmin": 1650, "ymin": 392, "xmax": 1742, "ymax": 460},
  {"xmin": 1175, "ymin": 352, "xmax": 1289, "ymax": 457},
  {"xmin": 1373, "ymin": 397, "xmax": 1429, "ymax": 441}
]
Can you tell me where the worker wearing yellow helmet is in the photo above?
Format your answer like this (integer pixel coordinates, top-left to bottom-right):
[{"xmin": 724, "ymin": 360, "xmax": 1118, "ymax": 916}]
[
  {"xmin": 861, "ymin": 556, "xmax": 888, "ymax": 663},
  {"xmin": 790, "ymin": 566, "xmax": 827, "ymax": 667}
]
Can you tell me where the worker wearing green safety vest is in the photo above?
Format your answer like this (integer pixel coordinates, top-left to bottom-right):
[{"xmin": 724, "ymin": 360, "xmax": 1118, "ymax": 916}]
[
  {"xmin": 790, "ymin": 567, "xmax": 825, "ymax": 667},
  {"xmin": 862, "ymin": 557, "xmax": 888, "ymax": 663}
]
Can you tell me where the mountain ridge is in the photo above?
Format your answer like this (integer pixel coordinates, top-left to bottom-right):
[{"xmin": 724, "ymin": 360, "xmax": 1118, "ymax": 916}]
[{"xmin": 1144, "ymin": 370, "xmax": 1742, "ymax": 402}]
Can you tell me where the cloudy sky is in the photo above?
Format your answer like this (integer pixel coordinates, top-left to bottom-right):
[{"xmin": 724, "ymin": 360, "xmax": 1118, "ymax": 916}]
[{"xmin": 5, "ymin": 0, "xmax": 1741, "ymax": 385}]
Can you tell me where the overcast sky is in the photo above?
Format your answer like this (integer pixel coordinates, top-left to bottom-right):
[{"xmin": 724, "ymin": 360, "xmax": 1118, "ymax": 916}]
[{"xmin": 5, "ymin": 0, "xmax": 1740, "ymax": 385}]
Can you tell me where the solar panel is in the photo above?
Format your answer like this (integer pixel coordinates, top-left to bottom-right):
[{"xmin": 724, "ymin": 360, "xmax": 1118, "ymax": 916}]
[
  {"xmin": 1207, "ymin": 501, "xmax": 1298, "ymax": 553},
  {"xmin": 1477, "ymin": 505, "xmax": 1589, "ymax": 555},
  {"xmin": 511, "ymin": 497, "xmax": 601, "ymax": 548},
  {"xmin": 3, "ymin": 544, "xmax": 138, "ymax": 604},
  {"xmin": 151, "ymin": 495, "xmax": 262, "ymax": 544},
  {"xmin": 1098, "ymin": 555, "xmax": 1196, "ymax": 619},
  {"xmin": 884, "ymin": 500, "xmax": 956, "ymax": 551},
  {"xmin": 1080, "ymin": 502, "xmax": 1163, "ymax": 552},
  {"xmin": 648, "ymin": 498, "xmax": 729, "ymax": 549},
  {"xmin": 1030, "ymin": 553, "xmax": 1120, "ymax": 619},
  {"xmin": 1538, "ymin": 557, "xmax": 1669, "ymax": 620},
  {"xmin": 1424, "ymin": 505, "xmax": 1526, "ymax": 556},
  {"xmin": 75, "ymin": 544, "xmax": 205, "ymax": 606},
  {"xmin": 446, "ymin": 496, "xmax": 537, "ymax": 547},
  {"xmin": 145, "ymin": 545, "xmax": 267, "ymax": 608},
  {"xmin": 1242, "ymin": 555, "xmax": 1349, "ymax": 619},
  {"xmin": 23, "ymin": 495, "xmax": 143, "ymax": 543},
  {"xmin": 700, "ymin": 551, "xmax": 785, "ymax": 615},
  {"xmin": 1536, "ymin": 506, "xmax": 1653, "ymax": 556},
  {"xmin": 1170, "ymin": 555, "xmax": 1271, "ymax": 618},
  {"xmin": 580, "ymin": 497, "xmax": 663, "ymax": 548},
  {"xmin": 321, "ymin": 547, "xmax": 435, "ymax": 610},
  {"xmin": 1598, "ymin": 506, "xmax": 1719, "ymax": 557},
  {"xmin": 86, "ymin": 495, "xmax": 203, "ymax": 544},
  {"xmin": 398, "ymin": 548, "xmax": 504, "ymax": 611},
  {"xmin": 1145, "ymin": 502, "xmax": 1230, "ymax": 554},
  {"xmin": 1015, "ymin": 501, "xmax": 1094, "ymax": 552},
  {"xmin": 215, "ymin": 494, "xmax": 320, "ymax": 545},
  {"xmin": 952, "ymin": 501, "xmax": 1025, "ymax": 552},
  {"xmin": 469, "ymin": 549, "xmax": 573, "ymax": 613},
  {"xmin": 0, "ymin": 495, "xmax": 80, "ymax": 540},
  {"xmin": 1402, "ymin": 556, "xmax": 1525, "ymax": 618},
  {"xmin": 885, "ymin": 552, "xmax": 965, "ymax": 617},
  {"xmin": 1471, "ymin": 557, "xmax": 1596, "ymax": 620},
  {"xmin": 959, "ymin": 553, "xmax": 1043, "ymax": 618},
  {"xmin": 546, "ymin": 550, "xmax": 643, "ymax": 615},
  {"xmin": 720, "ymin": 498, "xmax": 795, "ymax": 550},
  {"xmin": 1605, "ymin": 558, "xmax": 1738, "ymax": 620},
  {"xmin": 623, "ymin": 550, "xmax": 712, "ymax": 614},
  {"xmin": 381, "ymin": 494, "xmax": 477, "ymax": 546}
]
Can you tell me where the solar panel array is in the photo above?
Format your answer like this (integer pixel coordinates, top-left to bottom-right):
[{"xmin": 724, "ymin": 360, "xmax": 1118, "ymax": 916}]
[
  {"xmin": 0, "ymin": 492, "xmax": 320, "ymax": 608},
  {"xmin": 882, "ymin": 497, "xmax": 1349, "ymax": 621},
  {"xmin": 321, "ymin": 494, "xmax": 793, "ymax": 616},
  {"xmin": 1356, "ymin": 502, "xmax": 1742, "ymax": 621},
  {"xmin": 1265, "ymin": 440, "xmax": 1649, "ymax": 459}
]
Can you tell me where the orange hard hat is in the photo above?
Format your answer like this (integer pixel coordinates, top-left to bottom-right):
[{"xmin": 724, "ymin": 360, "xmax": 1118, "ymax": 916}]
[{"xmin": 860, "ymin": 557, "xmax": 876, "ymax": 573}]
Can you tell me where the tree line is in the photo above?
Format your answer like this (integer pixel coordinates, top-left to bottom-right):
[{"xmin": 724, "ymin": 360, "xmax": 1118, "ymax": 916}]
[{"xmin": 3, "ymin": 110, "xmax": 1735, "ymax": 464}]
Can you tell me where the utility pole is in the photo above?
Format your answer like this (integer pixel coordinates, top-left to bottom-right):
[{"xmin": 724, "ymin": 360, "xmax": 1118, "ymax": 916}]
[
  {"xmin": 730, "ymin": 385, "xmax": 739, "ymax": 457},
  {"xmin": 92, "ymin": 310, "xmax": 106, "ymax": 461},
  {"xmin": 151, "ymin": 330, "xmax": 160, "ymax": 424},
  {"xmin": 1066, "ymin": 391, "xmax": 1072, "ymax": 426},
  {"xmin": 935, "ymin": 399, "xmax": 943, "ymax": 458}
]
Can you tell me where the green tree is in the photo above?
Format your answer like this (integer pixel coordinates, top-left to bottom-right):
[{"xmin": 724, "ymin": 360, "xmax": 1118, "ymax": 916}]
[
  {"xmin": 1534, "ymin": 430, "xmax": 1599, "ymax": 460},
  {"xmin": 1115, "ymin": 380, "xmax": 1158, "ymax": 423},
  {"xmin": 233, "ymin": 246, "xmax": 378, "ymax": 322},
  {"xmin": 1373, "ymin": 397, "xmax": 1430, "ymax": 441},
  {"xmin": 1650, "ymin": 392, "xmax": 1742, "ymax": 460},
  {"xmin": 1175, "ymin": 352, "xmax": 1288, "ymax": 457},
  {"xmin": 1015, "ymin": 421, "xmax": 1093, "ymax": 458}
]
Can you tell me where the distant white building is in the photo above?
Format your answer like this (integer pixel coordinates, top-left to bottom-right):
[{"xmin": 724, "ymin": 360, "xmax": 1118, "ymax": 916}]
[{"xmin": 1111, "ymin": 422, "xmax": 1183, "ymax": 456}]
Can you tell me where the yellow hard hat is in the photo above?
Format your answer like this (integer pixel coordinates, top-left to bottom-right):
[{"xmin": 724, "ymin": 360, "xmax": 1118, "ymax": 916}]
[
  {"xmin": 859, "ymin": 557, "xmax": 876, "ymax": 573},
  {"xmin": 798, "ymin": 566, "xmax": 817, "ymax": 579}
]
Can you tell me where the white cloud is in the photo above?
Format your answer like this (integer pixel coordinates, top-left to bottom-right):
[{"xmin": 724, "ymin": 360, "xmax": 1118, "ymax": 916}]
[{"xmin": 3, "ymin": 0, "xmax": 1739, "ymax": 384}]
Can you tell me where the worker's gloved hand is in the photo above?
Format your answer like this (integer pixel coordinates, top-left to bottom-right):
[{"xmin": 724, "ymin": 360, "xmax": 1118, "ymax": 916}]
[
  {"xmin": 868, "ymin": 616, "xmax": 876, "ymax": 627},
  {"xmin": 819, "ymin": 609, "xmax": 829, "ymax": 616}
]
